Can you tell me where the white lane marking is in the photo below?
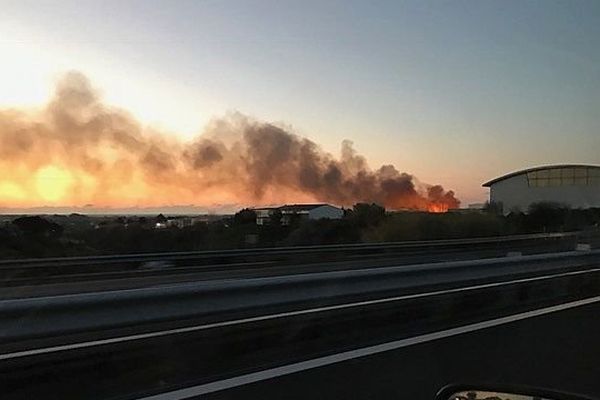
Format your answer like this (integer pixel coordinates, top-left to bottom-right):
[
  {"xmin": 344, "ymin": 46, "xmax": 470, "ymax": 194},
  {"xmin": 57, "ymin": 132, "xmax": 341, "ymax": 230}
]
[
  {"xmin": 139, "ymin": 295, "xmax": 600, "ymax": 400},
  {"xmin": 1, "ymin": 266, "xmax": 599, "ymax": 361}
]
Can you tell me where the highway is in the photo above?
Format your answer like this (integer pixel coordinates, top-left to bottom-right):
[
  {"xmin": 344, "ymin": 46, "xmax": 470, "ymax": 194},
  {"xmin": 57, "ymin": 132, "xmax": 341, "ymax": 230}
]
[
  {"xmin": 1, "ymin": 235, "xmax": 599, "ymax": 399},
  {"xmin": 0, "ymin": 232, "xmax": 582, "ymax": 298},
  {"xmin": 202, "ymin": 298, "xmax": 600, "ymax": 400}
]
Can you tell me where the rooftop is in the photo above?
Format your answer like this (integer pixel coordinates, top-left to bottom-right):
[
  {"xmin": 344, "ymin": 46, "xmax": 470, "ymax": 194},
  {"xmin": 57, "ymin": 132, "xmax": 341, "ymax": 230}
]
[
  {"xmin": 482, "ymin": 164, "xmax": 600, "ymax": 187},
  {"xmin": 279, "ymin": 204, "xmax": 331, "ymax": 212},
  {"xmin": 251, "ymin": 203, "xmax": 337, "ymax": 212}
]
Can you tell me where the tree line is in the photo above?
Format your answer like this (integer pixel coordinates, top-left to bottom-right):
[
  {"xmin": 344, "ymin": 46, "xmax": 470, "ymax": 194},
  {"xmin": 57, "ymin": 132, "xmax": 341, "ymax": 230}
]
[{"xmin": 0, "ymin": 202, "xmax": 598, "ymax": 259}]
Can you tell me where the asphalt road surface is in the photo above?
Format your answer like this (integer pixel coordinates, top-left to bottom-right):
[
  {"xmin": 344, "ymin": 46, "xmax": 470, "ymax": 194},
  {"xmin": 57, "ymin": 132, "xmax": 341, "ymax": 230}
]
[
  {"xmin": 202, "ymin": 298, "xmax": 600, "ymax": 400},
  {"xmin": 2, "ymin": 261, "xmax": 600, "ymax": 400}
]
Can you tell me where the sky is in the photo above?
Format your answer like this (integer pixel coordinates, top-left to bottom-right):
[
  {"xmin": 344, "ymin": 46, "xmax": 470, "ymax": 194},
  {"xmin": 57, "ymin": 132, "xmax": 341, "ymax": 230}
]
[{"xmin": 1, "ymin": 0, "xmax": 599, "ymax": 207}]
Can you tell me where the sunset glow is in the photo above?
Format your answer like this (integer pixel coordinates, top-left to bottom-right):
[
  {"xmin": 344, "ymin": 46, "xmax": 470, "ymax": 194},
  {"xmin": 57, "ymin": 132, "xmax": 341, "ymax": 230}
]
[
  {"xmin": 0, "ymin": 181, "xmax": 26, "ymax": 202},
  {"xmin": 0, "ymin": 73, "xmax": 460, "ymax": 211},
  {"xmin": 1, "ymin": 1, "xmax": 598, "ymax": 211},
  {"xmin": 34, "ymin": 165, "xmax": 74, "ymax": 203}
]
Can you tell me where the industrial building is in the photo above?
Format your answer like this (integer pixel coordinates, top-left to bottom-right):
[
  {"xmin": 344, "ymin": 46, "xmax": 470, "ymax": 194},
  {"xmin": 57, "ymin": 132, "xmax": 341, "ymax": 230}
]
[
  {"xmin": 483, "ymin": 164, "xmax": 600, "ymax": 214},
  {"xmin": 253, "ymin": 204, "xmax": 344, "ymax": 225}
]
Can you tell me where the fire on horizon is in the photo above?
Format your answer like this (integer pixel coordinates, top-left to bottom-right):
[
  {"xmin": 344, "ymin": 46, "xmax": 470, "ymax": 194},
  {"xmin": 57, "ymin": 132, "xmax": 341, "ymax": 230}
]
[{"xmin": 0, "ymin": 72, "xmax": 460, "ymax": 213}]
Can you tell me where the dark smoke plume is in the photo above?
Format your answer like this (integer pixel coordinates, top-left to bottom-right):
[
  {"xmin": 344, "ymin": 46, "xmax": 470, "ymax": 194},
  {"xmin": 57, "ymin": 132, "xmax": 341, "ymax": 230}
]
[{"xmin": 0, "ymin": 72, "xmax": 460, "ymax": 211}]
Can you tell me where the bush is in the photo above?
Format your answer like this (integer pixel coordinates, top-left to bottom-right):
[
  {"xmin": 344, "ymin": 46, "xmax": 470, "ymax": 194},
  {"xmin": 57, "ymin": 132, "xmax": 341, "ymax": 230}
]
[{"xmin": 363, "ymin": 212, "xmax": 506, "ymax": 242}]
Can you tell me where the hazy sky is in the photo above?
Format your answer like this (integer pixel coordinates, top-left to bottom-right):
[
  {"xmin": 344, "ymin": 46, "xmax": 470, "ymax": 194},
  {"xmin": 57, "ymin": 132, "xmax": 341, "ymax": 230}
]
[{"xmin": 1, "ymin": 0, "xmax": 599, "ymax": 205}]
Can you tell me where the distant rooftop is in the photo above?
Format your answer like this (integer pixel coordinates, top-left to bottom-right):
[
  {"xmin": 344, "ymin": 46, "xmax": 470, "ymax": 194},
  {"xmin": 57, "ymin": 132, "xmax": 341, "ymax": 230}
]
[
  {"xmin": 251, "ymin": 203, "xmax": 337, "ymax": 212},
  {"xmin": 483, "ymin": 164, "xmax": 600, "ymax": 187},
  {"xmin": 279, "ymin": 204, "xmax": 331, "ymax": 212}
]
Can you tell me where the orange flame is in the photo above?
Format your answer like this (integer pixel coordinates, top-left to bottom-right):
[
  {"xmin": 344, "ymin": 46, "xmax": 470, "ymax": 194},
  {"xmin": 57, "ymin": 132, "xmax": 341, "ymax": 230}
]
[{"xmin": 427, "ymin": 203, "xmax": 449, "ymax": 213}]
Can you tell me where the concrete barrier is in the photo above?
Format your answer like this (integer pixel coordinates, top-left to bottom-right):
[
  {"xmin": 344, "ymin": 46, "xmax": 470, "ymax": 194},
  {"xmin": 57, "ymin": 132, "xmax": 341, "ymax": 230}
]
[{"xmin": 1, "ymin": 250, "xmax": 598, "ymax": 345}]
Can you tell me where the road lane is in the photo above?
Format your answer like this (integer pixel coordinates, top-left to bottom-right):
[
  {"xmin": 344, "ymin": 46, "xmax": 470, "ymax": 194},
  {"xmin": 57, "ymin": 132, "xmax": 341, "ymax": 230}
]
[
  {"xmin": 3, "ymin": 262, "xmax": 600, "ymax": 400},
  {"xmin": 144, "ymin": 296, "xmax": 600, "ymax": 400},
  {"xmin": 203, "ymin": 299, "xmax": 600, "ymax": 400}
]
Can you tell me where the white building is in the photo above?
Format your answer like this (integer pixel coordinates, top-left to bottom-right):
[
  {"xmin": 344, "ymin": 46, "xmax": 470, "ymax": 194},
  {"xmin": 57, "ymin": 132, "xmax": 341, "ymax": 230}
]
[
  {"xmin": 483, "ymin": 164, "xmax": 600, "ymax": 214},
  {"xmin": 253, "ymin": 204, "xmax": 344, "ymax": 225},
  {"xmin": 253, "ymin": 207, "xmax": 279, "ymax": 226}
]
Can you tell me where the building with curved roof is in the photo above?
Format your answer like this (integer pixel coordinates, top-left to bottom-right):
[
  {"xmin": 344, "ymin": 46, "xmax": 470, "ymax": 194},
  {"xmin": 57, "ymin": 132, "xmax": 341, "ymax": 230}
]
[{"xmin": 482, "ymin": 164, "xmax": 600, "ymax": 214}]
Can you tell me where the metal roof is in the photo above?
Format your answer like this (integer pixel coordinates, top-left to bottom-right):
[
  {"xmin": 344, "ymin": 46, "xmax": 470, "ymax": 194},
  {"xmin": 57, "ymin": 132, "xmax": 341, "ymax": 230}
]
[
  {"xmin": 279, "ymin": 204, "xmax": 331, "ymax": 212},
  {"xmin": 482, "ymin": 164, "xmax": 600, "ymax": 187},
  {"xmin": 251, "ymin": 203, "xmax": 336, "ymax": 212}
]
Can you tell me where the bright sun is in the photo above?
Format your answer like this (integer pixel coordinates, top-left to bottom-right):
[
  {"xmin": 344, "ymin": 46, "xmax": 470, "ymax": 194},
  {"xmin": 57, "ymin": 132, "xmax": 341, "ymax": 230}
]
[{"xmin": 35, "ymin": 165, "xmax": 74, "ymax": 203}]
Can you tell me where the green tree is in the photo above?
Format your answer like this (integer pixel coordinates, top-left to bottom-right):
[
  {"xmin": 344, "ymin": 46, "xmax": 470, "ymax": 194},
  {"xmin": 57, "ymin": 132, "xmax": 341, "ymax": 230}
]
[
  {"xmin": 233, "ymin": 208, "xmax": 257, "ymax": 225},
  {"xmin": 347, "ymin": 203, "xmax": 386, "ymax": 227},
  {"xmin": 526, "ymin": 202, "xmax": 569, "ymax": 232},
  {"xmin": 12, "ymin": 216, "xmax": 63, "ymax": 238}
]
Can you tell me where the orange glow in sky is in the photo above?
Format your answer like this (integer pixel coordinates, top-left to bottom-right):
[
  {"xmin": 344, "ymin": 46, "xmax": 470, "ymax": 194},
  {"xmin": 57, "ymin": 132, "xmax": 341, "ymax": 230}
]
[
  {"xmin": 0, "ymin": 72, "xmax": 460, "ymax": 212},
  {"xmin": 34, "ymin": 165, "xmax": 75, "ymax": 203}
]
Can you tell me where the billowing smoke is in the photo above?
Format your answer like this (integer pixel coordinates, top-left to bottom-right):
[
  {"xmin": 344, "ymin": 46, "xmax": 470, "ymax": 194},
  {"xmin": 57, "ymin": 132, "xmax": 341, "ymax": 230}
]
[{"xmin": 0, "ymin": 72, "xmax": 460, "ymax": 211}]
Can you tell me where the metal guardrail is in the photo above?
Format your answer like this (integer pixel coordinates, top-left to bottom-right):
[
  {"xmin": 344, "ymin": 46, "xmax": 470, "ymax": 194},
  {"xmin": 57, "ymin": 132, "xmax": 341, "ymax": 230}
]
[
  {"xmin": 0, "ymin": 232, "xmax": 584, "ymax": 287},
  {"xmin": 0, "ymin": 232, "xmax": 580, "ymax": 267},
  {"xmin": 1, "ymin": 250, "xmax": 599, "ymax": 346}
]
